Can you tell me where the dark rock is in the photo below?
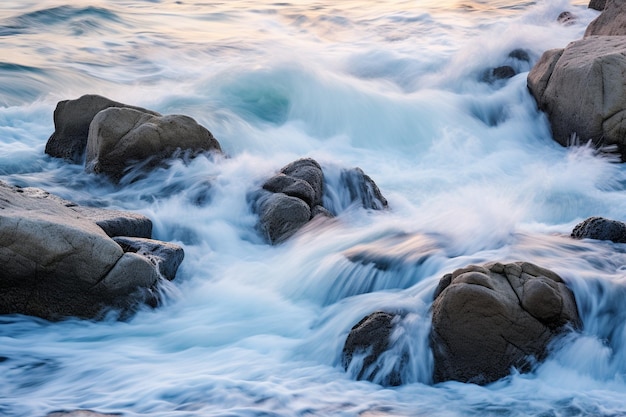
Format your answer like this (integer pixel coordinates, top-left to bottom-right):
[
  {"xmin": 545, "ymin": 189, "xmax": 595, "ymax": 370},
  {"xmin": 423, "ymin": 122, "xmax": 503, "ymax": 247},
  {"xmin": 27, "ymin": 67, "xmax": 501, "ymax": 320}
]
[
  {"xmin": 280, "ymin": 158, "xmax": 324, "ymax": 207},
  {"xmin": 73, "ymin": 206, "xmax": 152, "ymax": 238},
  {"xmin": 571, "ymin": 216, "xmax": 626, "ymax": 243},
  {"xmin": 86, "ymin": 108, "xmax": 222, "ymax": 181},
  {"xmin": 112, "ymin": 236, "xmax": 184, "ymax": 281},
  {"xmin": 263, "ymin": 173, "xmax": 317, "ymax": 208},
  {"xmin": 430, "ymin": 261, "xmax": 581, "ymax": 384},
  {"xmin": 45, "ymin": 94, "xmax": 160, "ymax": 163},
  {"xmin": 589, "ymin": 0, "xmax": 607, "ymax": 10},
  {"xmin": 339, "ymin": 167, "xmax": 388, "ymax": 210},
  {"xmin": 557, "ymin": 11, "xmax": 577, "ymax": 25},
  {"xmin": 0, "ymin": 181, "xmax": 179, "ymax": 321},
  {"xmin": 585, "ymin": 0, "xmax": 626, "ymax": 36},
  {"xmin": 255, "ymin": 191, "xmax": 311, "ymax": 244},
  {"xmin": 508, "ymin": 49, "xmax": 531, "ymax": 62},
  {"xmin": 342, "ymin": 311, "xmax": 404, "ymax": 386}
]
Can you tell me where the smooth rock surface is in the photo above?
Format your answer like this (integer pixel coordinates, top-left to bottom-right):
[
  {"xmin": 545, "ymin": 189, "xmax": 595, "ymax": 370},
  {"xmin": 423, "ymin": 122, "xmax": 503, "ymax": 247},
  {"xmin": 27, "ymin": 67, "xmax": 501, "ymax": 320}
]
[
  {"xmin": 585, "ymin": 0, "xmax": 626, "ymax": 36},
  {"xmin": 113, "ymin": 236, "xmax": 185, "ymax": 281},
  {"xmin": 86, "ymin": 107, "xmax": 222, "ymax": 181},
  {"xmin": 430, "ymin": 261, "xmax": 581, "ymax": 384}
]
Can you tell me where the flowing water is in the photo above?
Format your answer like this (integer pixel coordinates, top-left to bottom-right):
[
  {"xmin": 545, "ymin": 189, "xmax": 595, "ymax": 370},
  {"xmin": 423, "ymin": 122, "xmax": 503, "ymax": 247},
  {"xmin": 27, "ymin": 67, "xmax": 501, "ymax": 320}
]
[{"xmin": 2, "ymin": 0, "xmax": 625, "ymax": 416}]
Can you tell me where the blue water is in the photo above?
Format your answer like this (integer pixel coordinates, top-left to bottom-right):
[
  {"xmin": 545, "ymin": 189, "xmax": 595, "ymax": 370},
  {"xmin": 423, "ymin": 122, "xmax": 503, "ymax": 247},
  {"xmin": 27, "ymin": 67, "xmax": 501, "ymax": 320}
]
[{"xmin": 3, "ymin": 1, "xmax": 626, "ymax": 416}]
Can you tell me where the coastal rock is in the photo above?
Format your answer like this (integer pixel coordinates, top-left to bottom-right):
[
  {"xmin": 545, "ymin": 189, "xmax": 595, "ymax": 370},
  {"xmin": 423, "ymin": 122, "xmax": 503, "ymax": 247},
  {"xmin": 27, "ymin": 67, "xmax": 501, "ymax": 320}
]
[
  {"xmin": 527, "ymin": 36, "xmax": 626, "ymax": 158},
  {"xmin": 585, "ymin": 0, "xmax": 626, "ymax": 36},
  {"xmin": 253, "ymin": 158, "xmax": 388, "ymax": 244},
  {"xmin": 342, "ymin": 311, "xmax": 403, "ymax": 386},
  {"xmin": 112, "ymin": 236, "xmax": 185, "ymax": 281},
  {"xmin": 557, "ymin": 11, "xmax": 577, "ymax": 26},
  {"xmin": 45, "ymin": 94, "xmax": 160, "ymax": 163},
  {"xmin": 86, "ymin": 107, "xmax": 222, "ymax": 181},
  {"xmin": 481, "ymin": 49, "xmax": 532, "ymax": 84},
  {"xmin": 571, "ymin": 216, "xmax": 626, "ymax": 243},
  {"xmin": 430, "ymin": 261, "xmax": 581, "ymax": 384},
  {"xmin": 0, "ymin": 181, "xmax": 181, "ymax": 320},
  {"xmin": 589, "ymin": 0, "xmax": 608, "ymax": 11}
]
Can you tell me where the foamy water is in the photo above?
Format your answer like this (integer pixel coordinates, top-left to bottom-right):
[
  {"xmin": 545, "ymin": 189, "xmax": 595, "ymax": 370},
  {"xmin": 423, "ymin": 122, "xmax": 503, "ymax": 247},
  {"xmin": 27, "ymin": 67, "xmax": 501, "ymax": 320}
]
[{"xmin": 3, "ymin": 1, "xmax": 626, "ymax": 416}]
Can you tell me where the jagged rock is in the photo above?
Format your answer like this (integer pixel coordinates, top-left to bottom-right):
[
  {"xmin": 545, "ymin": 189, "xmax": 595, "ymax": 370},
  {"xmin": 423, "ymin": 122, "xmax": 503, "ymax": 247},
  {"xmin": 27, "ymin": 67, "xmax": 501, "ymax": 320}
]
[
  {"xmin": 86, "ymin": 107, "xmax": 222, "ymax": 181},
  {"xmin": 527, "ymin": 36, "xmax": 626, "ymax": 159},
  {"xmin": 571, "ymin": 216, "xmax": 626, "ymax": 243},
  {"xmin": 342, "ymin": 311, "xmax": 404, "ymax": 386},
  {"xmin": 430, "ymin": 261, "xmax": 581, "ymax": 384},
  {"xmin": 45, "ymin": 94, "xmax": 160, "ymax": 163},
  {"xmin": 585, "ymin": 0, "xmax": 626, "ymax": 36},
  {"xmin": 0, "ymin": 181, "xmax": 181, "ymax": 320},
  {"xmin": 112, "ymin": 236, "xmax": 184, "ymax": 281}
]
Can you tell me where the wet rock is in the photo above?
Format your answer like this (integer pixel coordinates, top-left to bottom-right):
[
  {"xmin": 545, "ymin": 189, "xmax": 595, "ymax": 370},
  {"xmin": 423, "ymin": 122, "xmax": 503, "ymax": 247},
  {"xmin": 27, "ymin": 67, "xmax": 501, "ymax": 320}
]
[
  {"xmin": 508, "ymin": 49, "xmax": 531, "ymax": 62},
  {"xmin": 342, "ymin": 311, "xmax": 404, "ymax": 386},
  {"xmin": 113, "ymin": 236, "xmax": 185, "ymax": 281},
  {"xmin": 585, "ymin": 0, "xmax": 626, "ymax": 36},
  {"xmin": 278, "ymin": 158, "xmax": 324, "ymax": 207},
  {"xmin": 339, "ymin": 167, "xmax": 388, "ymax": 210},
  {"xmin": 86, "ymin": 107, "xmax": 222, "ymax": 181},
  {"xmin": 589, "ymin": 0, "xmax": 607, "ymax": 11},
  {"xmin": 557, "ymin": 11, "xmax": 577, "ymax": 25},
  {"xmin": 571, "ymin": 216, "xmax": 626, "ymax": 243},
  {"xmin": 45, "ymin": 94, "xmax": 160, "ymax": 163},
  {"xmin": 430, "ymin": 261, "xmax": 581, "ymax": 384},
  {"xmin": 254, "ymin": 190, "xmax": 312, "ymax": 244},
  {"xmin": 0, "ymin": 181, "xmax": 180, "ymax": 320},
  {"xmin": 527, "ymin": 36, "xmax": 626, "ymax": 159}
]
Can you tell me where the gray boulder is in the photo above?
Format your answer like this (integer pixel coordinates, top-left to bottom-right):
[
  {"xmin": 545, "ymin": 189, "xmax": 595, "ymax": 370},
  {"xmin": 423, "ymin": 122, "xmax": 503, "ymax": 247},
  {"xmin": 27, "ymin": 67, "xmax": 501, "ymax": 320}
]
[
  {"xmin": 527, "ymin": 36, "xmax": 626, "ymax": 159},
  {"xmin": 585, "ymin": 0, "xmax": 626, "ymax": 36},
  {"xmin": 45, "ymin": 94, "xmax": 160, "ymax": 163},
  {"xmin": 112, "ymin": 236, "xmax": 185, "ymax": 281},
  {"xmin": 254, "ymin": 191, "xmax": 312, "ymax": 244},
  {"xmin": 86, "ymin": 107, "xmax": 222, "ymax": 181},
  {"xmin": 431, "ymin": 261, "xmax": 581, "ymax": 384},
  {"xmin": 0, "ymin": 181, "xmax": 182, "ymax": 320},
  {"xmin": 590, "ymin": 0, "xmax": 608, "ymax": 11},
  {"xmin": 571, "ymin": 216, "xmax": 626, "ymax": 243}
]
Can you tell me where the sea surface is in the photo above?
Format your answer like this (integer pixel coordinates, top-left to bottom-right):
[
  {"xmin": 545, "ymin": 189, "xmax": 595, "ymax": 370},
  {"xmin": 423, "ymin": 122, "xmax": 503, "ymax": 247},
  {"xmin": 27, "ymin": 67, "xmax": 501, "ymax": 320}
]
[{"xmin": 1, "ymin": 1, "xmax": 625, "ymax": 416}]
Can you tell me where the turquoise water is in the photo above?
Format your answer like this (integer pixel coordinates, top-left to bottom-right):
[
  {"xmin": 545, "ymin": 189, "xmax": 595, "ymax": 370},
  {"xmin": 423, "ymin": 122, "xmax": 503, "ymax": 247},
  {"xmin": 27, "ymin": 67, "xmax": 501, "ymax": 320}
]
[{"xmin": 3, "ymin": 1, "xmax": 626, "ymax": 416}]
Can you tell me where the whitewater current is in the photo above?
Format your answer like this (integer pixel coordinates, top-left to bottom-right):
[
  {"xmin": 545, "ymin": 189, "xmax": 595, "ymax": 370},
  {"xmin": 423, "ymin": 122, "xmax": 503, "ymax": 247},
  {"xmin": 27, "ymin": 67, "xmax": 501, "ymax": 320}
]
[{"xmin": 2, "ymin": 0, "xmax": 626, "ymax": 416}]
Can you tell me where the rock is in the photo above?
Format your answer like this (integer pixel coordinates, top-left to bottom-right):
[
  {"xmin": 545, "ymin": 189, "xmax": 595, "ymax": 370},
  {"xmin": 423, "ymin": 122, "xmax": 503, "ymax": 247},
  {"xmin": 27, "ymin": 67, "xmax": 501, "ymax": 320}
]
[
  {"xmin": 571, "ymin": 216, "xmax": 626, "ymax": 243},
  {"xmin": 527, "ymin": 36, "xmax": 626, "ymax": 158},
  {"xmin": 263, "ymin": 173, "xmax": 317, "ymax": 207},
  {"xmin": 339, "ymin": 167, "xmax": 388, "ymax": 210},
  {"xmin": 72, "ymin": 206, "xmax": 152, "ymax": 238},
  {"xmin": 508, "ymin": 49, "xmax": 531, "ymax": 62},
  {"xmin": 86, "ymin": 107, "xmax": 222, "ymax": 181},
  {"xmin": 342, "ymin": 311, "xmax": 404, "ymax": 386},
  {"xmin": 585, "ymin": 0, "xmax": 626, "ymax": 36},
  {"xmin": 430, "ymin": 261, "xmax": 581, "ymax": 384},
  {"xmin": 589, "ymin": 0, "xmax": 608, "ymax": 11},
  {"xmin": 557, "ymin": 11, "xmax": 577, "ymax": 25},
  {"xmin": 254, "ymin": 191, "xmax": 312, "ymax": 244},
  {"xmin": 0, "ymin": 181, "xmax": 179, "ymax": 320},
  {"xmin": 112, "ymin": 236, "xmax": 184, "ymax": 281},
  {"xmin": 278, "ymin": 158, "xmax": 324, "ymax": 207},
  {"xmin": 45, "ymin": 94, "xmax": 160, "ymax": 163}
]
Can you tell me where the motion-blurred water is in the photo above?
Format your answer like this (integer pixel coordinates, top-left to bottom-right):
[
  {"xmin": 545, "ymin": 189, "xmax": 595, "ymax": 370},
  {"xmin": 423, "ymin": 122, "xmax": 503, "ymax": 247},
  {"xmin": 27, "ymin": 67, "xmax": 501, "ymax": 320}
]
[{"xmin": 3, "ymin": 1, "xmax": 626, "ymax": 416}]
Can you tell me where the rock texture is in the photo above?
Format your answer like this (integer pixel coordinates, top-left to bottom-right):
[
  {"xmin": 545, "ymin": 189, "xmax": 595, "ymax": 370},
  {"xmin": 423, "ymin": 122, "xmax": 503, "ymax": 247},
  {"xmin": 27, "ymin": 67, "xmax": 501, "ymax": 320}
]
[
  {"xmin": 571, "ymin": 216, "xmax": 626, "ymax": 243},
  {"xmin": 45, "ymin": 94, "xmax": 160, "ymax": 163},
  {"xmin": 585, "ymin": 0, "xmax": 626, "ymax": 36},
  {"xmin": 0, "ymin": 181, "xmax": 183, "ymax": 320},
  {"xmin": 430, "ymin": 261, "xmax": 581, "ymax": 384},
  {"xmin": 252, "ymin": 158, "xmax": 388, "ymax": 244},
  {"xmin": 589, "ymin": 0, "xmax": 608, "ymax": 11},
  {"xmin": 342, "ymin": 311, "xmax": 404, "ymax": 386},
  {"xmin": 86, "ymin": 107, "xmax": 222, "ymax": 181},
  {"xmin": 113, "ymin": 236, "xmax": 185, "ymax": 281},
  {"xmin": 528, "ymin": 0, "xmax": 626, "ymax": 159}
]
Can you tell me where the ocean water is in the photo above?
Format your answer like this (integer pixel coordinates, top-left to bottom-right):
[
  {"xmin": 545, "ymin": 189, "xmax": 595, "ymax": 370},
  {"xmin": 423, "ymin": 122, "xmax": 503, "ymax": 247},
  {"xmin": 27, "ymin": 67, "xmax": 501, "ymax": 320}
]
[{"xmin": 2, "ymin": 0, "xmax": 626, "ymax": 416}]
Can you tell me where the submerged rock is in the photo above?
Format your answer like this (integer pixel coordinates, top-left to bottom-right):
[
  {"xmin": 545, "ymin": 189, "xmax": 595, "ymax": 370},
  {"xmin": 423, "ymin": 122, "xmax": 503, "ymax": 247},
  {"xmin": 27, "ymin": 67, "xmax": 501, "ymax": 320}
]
[
  {"xmin": 571, "ymin": 216, "xmax": 626, "ymax": 243},
  {"xmin": 0, "ymin": 181, "xmax": 183, "ymax": 320},
  {"xmin": 342, "ymin": 311, "xmax": 405, "ymax": 386},
  {"xmin": 86, "ymin": 107, "xmax": 222, "ymax": 181},
  {"xmin": 45, "ymin": 94, "xmax": 160, "ymax": 163},
  {"xmin": 430, "ymin": 261, "xmax": 581, "ymax": 384}
]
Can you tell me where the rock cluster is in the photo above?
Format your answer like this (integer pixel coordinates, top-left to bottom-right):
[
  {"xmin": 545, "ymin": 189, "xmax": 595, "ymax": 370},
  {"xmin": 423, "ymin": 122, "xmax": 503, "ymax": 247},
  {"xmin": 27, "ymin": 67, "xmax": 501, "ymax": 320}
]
[
  {"xmin": 528, "ymin": 0, "xmax": 626, "ymax": 159},
  {"xmin": 0, "ymin": 181, "xmax": 183, "ymax": 320},
  {"xmin": 46, "ymin": 94, "xmax": 222, "ymax": 181}
]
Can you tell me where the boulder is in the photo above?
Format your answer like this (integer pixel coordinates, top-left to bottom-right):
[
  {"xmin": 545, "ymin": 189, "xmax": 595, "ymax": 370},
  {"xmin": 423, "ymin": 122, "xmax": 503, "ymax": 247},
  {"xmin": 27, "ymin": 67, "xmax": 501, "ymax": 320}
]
[
  {"xmin": 45, "ymin": 94, "xmax": 160, "ymax": 163},
  {"xmin": 86, "ymin": 107, "xmax": 222, "ymax": 181},
  {"xmin": 0, "ymin": 181, "xmax": 182, "ymax": 320},
  {"xmin": 589, "ymin": 0, "xmax": 608, "ymax": 11},
  {"xmin": 571, "ymin": 216, "xmax": 626, "ymax": 243},
  {"xmin": 112, "ymin": 236, "xmax": 185, "ymax": 281},
  {"xmin": 339, "ymin": 167, "xmax": 388, "ymax": 210},
  {"xmin": 527, "ymin": 36, "xmax": 626, "ymax": 159},
  {"xmin": 254, "ymin": 191, "xmax": 312, "ymax": 244},
  {"xmin": 557, "ymin": 11, "xmax": 577, "ymax": 26},
  {"xmin": 585, "ymin": 0, "xmax": 626, "ymax": 36},
  {"xmin": 342, "ymin": 311, "xmax": 404, "ymax": 386},
  {"xmin": 430, "ymin": 262, "xmax": 581, "ymax": 384}
]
